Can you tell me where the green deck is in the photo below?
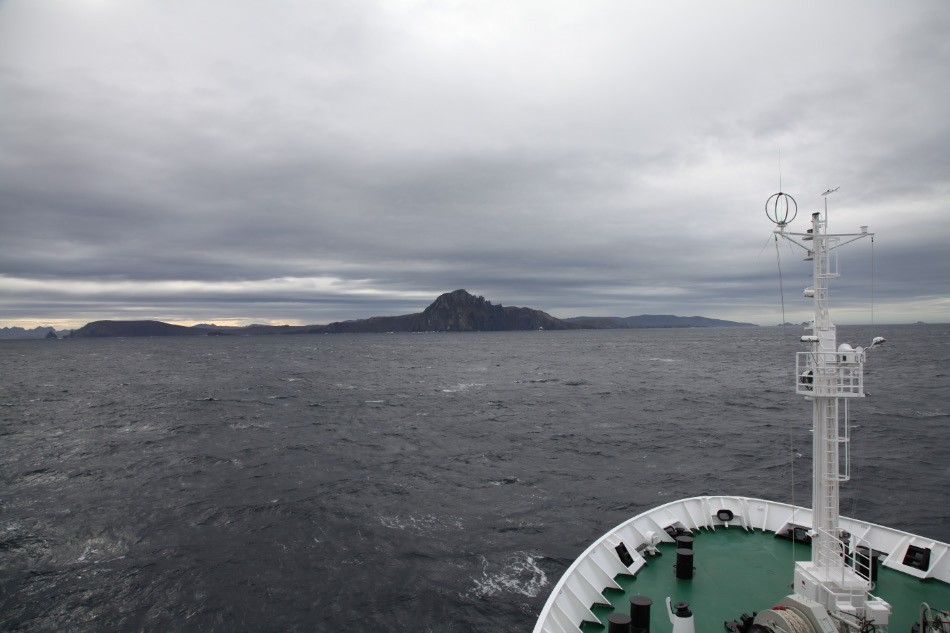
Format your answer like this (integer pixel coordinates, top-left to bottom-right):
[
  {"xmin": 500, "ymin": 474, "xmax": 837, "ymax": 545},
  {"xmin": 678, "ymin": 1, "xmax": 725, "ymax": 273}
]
[{"xmin": 580, "ymin": 527, "xmax": 950, "ymax": 632}]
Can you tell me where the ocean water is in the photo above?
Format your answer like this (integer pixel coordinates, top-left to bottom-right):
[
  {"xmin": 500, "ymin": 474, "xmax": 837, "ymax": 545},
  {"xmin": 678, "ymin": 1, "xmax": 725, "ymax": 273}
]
[{"xmin": 1, "ymin": 325, "xmax": 948, "ymax": 632}]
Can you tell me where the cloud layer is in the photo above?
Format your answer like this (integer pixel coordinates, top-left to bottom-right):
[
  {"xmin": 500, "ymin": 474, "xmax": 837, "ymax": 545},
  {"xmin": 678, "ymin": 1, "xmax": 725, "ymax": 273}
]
[{"xmin": 2, "ymin": 0, "xmax": 948, "ymax": 328}]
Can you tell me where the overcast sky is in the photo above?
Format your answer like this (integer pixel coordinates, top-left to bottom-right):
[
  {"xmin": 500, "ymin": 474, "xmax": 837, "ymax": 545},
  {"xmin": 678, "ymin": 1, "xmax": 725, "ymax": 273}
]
[{"xmin": 2, "ymin": 0, "xmax": 948, "ymax": 329}]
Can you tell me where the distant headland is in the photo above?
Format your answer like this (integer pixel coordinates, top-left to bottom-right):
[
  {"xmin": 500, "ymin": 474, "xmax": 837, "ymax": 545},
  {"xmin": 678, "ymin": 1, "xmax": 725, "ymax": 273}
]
[{"xmin": 5, "ymin": 290, "xmax": 758, "ymax": 338}]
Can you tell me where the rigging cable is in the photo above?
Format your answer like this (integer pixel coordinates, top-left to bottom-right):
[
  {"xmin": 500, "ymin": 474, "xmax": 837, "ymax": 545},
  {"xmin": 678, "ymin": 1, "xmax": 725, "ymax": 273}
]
[
  {"xmin": 871, "ymin": 234, "xmax": 875, "ymax": 330},
  {"xmin": 775, "ymin": 234, "xmax": 788, "ymax": 339},
  {"xmin": 851, "ymin": 234, "xmax": 876, "ymax": 525},
  {"xmin": 775, "ymin": 233, "xmax": 797, "ymax": 563}
]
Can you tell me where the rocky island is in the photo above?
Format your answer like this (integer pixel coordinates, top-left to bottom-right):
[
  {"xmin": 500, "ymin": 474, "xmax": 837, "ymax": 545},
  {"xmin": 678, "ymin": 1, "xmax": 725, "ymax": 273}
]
[{"xmin": 64, "ymin": 289, "xmax": 756, "ymax": 337}]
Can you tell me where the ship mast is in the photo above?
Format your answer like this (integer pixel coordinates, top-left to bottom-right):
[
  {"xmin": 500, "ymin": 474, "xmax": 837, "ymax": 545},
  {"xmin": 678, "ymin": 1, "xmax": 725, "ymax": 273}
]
[
  {"xmin": 766, "ymin": 190, "xmax": 889, "ymax": 628},
  {"xmin": 804, "ymin": 205, "xmax": 847, "ymax": 576}
]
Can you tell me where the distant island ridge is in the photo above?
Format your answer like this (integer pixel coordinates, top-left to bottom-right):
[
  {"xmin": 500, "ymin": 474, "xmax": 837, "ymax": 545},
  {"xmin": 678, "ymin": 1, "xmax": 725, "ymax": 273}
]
[{"xmin": 5, "ymin": 289, "xmax": 758, "ymax": 338}]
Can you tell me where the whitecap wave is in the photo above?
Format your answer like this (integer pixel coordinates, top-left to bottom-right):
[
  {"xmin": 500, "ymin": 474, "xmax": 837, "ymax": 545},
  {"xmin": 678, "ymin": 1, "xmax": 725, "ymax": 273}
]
[
  {"xmin": 469, "ymin": 551, "xmax": 548, "ymax": 598},
  {"xmin": 378, "ymin": 513, "xmax": 463, "ymax": 534},
  {"xmin": 441, "ymin": 383, "xmax": 486, "ymax": 393}
]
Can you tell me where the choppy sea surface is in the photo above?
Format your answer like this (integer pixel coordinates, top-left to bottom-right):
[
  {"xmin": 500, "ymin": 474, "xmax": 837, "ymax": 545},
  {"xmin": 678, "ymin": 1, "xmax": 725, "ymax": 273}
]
[{"xmin": 2, "ymin": 325, "xmax": 948, "ymax": 632}]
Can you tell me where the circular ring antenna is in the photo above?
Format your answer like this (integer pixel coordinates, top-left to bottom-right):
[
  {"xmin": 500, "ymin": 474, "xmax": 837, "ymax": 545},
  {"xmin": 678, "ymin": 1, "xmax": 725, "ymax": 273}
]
[{"xmin": 766, "ymin": 192, "xmax": 797, "ymax": 226}]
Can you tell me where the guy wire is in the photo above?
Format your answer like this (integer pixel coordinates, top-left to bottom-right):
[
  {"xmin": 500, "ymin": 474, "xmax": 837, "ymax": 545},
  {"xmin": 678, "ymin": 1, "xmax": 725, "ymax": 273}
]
[
  {"xmin": 775, "ymin": 233, "xmax": 797, "ymax": 562},
  {"xmin": 775, "ymin": 234, "xmax": 788, "ymax": 339},
  {"xmin": 871, "ymin": 235, "xmax": 876, "ymax": 329}
]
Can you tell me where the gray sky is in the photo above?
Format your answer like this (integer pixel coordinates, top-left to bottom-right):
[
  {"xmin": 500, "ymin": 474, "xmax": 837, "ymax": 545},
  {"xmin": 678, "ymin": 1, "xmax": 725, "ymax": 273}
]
[{"xmin": 2, "ymin": 0, "xmax": 948, "ymax": 329}]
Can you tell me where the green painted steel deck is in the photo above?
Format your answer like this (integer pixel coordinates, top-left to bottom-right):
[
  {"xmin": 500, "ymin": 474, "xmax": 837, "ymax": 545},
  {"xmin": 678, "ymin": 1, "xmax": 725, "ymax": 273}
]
[{"xmin": 579, "ymin": 527, "xmax": 950, "ymax": 632}]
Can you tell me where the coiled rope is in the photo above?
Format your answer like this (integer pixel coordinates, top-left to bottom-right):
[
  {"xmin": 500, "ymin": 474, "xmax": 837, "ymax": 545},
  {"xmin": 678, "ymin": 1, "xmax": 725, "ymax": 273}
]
[{"xmin": 782, "ymin": 608, "xmax": 815, "ymax": 633}]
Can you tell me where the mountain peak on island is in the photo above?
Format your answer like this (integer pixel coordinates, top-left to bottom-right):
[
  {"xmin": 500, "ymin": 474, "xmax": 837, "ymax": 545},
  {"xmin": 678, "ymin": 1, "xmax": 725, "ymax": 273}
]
[
  {"xmin": 414, "ymin": 289, "xmax": 568, "ymax": 332},
  {"xmin": 428, "ymin": 289, "xmax": 487, "ymax": 308},
  {"xmin": 319, "ymin": 288, "xmax": 571, "ymax": 333},
  {"xmin": 421, "ymin": 289, "xmax": 496, "ymax": 325}
]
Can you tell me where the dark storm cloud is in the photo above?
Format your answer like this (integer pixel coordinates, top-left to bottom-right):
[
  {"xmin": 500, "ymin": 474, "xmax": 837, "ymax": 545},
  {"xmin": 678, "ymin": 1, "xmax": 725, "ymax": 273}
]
[{"xmin": 1, "ymin": 0, "xmax": 948, "ymax": 328}]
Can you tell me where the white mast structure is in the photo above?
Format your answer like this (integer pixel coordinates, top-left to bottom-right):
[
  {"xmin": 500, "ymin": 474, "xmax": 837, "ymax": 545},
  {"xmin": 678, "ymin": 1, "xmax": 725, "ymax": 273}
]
[{"xmin": 766, "ymin": 190, "xmax": 890, "ymax": 629}]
